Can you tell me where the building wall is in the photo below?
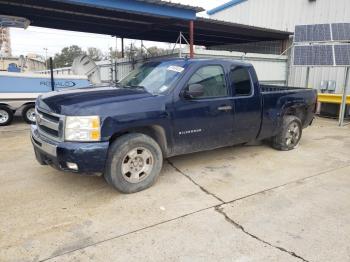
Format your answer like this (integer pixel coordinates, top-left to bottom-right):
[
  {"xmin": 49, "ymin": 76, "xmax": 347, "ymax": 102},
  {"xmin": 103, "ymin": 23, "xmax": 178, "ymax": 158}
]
[
  {"xmin": 0, "ymin": 57, "xmax": 46, "ymax": 72},
  {"xmin": 209, "ymin": 0, "xmax": 350, "ymax": 32},
  {"xmin": 209, "ymin": 0, "xmax": 350, "ymax": 93}
]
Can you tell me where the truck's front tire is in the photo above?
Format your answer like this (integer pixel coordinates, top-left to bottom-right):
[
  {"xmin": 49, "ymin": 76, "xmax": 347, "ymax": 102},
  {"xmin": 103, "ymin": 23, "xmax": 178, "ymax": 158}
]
[
  {"xmin": 0, "ymin": 106, "xmax": 14, "ymax": 126},
  {"xmin": 104, "ymin": 133, "xmax": 163, "ymax": 193},
  {"xmin": 272, "ymin": 116, "xmax": 302, "ymax": 151}
]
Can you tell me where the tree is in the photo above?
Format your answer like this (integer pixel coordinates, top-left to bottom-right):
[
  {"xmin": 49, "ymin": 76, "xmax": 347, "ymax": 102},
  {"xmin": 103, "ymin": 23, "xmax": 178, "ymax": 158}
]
[
  {"xmin": 87, "ymin": 47, "xmax": 103, "ymax": 61},
  {"xmin": 53, "ymin": 45, "xmax": 86, "ymax": 68},
  {"xmin": 107, "ymin": 45, "xmax": 172, "ymax": 60},
  {"xmin": 146, "ymin": 46, "xmax": 171, "ymax": 56}
]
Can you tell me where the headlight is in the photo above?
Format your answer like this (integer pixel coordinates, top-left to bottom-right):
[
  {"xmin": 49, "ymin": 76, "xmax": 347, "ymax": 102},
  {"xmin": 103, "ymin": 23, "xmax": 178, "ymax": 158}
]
[{"xmin": 65, "ymin": 116, "xmax": 101, "ymax": 142}]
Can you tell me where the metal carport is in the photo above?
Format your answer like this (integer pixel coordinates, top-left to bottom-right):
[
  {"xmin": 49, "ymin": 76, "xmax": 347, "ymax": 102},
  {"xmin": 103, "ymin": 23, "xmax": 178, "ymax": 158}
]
[{"xmin": 0, "ymin": 0, "xmax": 291, "ymax": 57}]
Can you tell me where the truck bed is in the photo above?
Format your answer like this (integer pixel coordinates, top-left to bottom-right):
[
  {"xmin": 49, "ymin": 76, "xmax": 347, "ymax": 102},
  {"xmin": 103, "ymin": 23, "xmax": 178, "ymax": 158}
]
[{"xmin": 258, "ymin": 84, "xmax": 317, "ymax": 140}]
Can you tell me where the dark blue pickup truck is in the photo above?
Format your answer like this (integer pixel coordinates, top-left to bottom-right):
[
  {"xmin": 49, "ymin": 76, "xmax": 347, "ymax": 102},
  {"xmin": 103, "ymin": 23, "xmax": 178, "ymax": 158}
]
[{"xmin": 31, "ymin": 58, "xmax": 317, "ymax": 193}]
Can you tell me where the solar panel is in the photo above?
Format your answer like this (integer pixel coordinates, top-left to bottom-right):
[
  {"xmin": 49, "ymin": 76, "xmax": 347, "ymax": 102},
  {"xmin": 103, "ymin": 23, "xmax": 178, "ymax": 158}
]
[
  {"xmin": 294, "ymin": 25, "xmax": 307, "ymax": 42},
  {"xmin": 334, "ymin": 44, "xmax": 350, "ymax": 66},
  {"xmin": 294, "ymin": 23, "xmax": 350, "ymax": 67},
  {"xmin": 294, "ymin": 46, "xmax": 312, "ymax": 65},
  {"xmin": 295, "ymin": 24, "xmax": 331, "ymax": 42},
  {"xmin": 332, "ymin": 23, "xmax": 350, "ymax": 41},
  {"xmin": 313, "ymin": 45, "xmax": 334, "ymax": 66},
  {"xmin": 293, "ymin": 45, "xmax": 334, "ymax": 66}
]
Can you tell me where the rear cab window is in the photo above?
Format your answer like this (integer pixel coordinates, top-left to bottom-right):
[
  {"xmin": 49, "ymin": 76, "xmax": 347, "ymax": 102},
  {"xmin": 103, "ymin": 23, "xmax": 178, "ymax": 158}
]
[{"xmin": 230, "ymin": 67, "xmax": 253, "ymax": 97}]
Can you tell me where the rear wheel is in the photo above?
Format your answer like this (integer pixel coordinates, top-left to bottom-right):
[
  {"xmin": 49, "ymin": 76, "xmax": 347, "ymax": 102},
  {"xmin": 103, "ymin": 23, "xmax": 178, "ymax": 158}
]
[
  {"xmin": 0, "ymin": 106, "xmax": 14, "ymax": 126},
  {"xmin": 22, "ymin": 104, "xmax": 36, "ymax": 124},
  {"xmin": 272, "ymin": 116, "xmax": 302, "ymax": 151},
  {"xmin": 104, "ymin": 133, "xmax": 163, "ymax": 193}
]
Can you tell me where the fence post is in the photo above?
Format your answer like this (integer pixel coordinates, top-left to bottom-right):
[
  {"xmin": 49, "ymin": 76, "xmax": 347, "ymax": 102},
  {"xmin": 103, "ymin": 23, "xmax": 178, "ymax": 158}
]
[{"xmin": 339, "ymin": 67, "xmax": 349, "ymax": 126}]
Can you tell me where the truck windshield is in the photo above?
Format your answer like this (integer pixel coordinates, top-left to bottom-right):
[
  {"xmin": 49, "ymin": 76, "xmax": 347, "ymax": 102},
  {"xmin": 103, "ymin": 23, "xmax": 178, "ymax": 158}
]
[{"xmin": 118, "ymin": 61, "xmax": 187, "ymax": 94}]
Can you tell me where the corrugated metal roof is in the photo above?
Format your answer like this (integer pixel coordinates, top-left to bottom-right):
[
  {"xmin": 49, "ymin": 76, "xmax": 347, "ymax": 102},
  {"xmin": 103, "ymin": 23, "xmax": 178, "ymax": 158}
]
[
  {"xmin": 198, "ymin": 17, "xmax": 292, "ymax": 38},
  {"xmin": 0, "ymin": 0, "xmax": 290, "ymax": 47},
  {"xmin": 136, "ymin": 0, "xmax": 204, "ymax": 12}
]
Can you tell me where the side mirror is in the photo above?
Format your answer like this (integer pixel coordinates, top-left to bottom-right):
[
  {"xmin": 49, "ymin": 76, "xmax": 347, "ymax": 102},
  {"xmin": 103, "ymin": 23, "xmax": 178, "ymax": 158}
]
[{"xmin": 184, "ymin": 84, "xmax": 204, "ymax": 99}]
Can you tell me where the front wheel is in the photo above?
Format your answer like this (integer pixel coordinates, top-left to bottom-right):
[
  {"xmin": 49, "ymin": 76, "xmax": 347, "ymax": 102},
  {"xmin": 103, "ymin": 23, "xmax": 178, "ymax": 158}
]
[
  {"xmin": 104, "ymin": 133, "xmax": 163, "ymax": 193},
  {"xmin": 22, "ymin": 104, "xmax": 36, "ymax": 124},
  {"xmin": 272, "ymin": 116, "xmax": 302, "ymax": 151}
]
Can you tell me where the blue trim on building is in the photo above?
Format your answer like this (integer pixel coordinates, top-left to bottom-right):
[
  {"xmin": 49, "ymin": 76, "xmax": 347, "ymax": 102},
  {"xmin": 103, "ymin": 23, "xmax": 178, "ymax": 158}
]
[
  {"xmin": 56, "ymin": 0, "xmax": 197, "ymax": 20},
  {"xmin": 207, "ymin": 0, "xmax": 247, "ymax": 15}
]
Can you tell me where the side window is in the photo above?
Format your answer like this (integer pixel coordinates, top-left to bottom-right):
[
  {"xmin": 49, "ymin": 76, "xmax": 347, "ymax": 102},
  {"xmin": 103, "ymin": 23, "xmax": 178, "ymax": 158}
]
[
  {"xmin": 187, "ymin": 65, "xmax": 227, "ymax": 98},
  {"xmin": 230, "ymin": 67, "xmax": 252, "ymax": 96}
]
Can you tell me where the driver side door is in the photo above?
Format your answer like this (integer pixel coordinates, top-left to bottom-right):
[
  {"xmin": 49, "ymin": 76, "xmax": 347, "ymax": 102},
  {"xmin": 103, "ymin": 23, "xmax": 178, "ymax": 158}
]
[{"xmin": 171, "ymin": 64, "xmax": 235, "ymax": 155}]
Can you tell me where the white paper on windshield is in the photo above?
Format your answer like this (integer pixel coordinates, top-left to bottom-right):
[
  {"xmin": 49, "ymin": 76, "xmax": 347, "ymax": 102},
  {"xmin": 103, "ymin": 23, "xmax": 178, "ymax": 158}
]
[
  {"xmin": 159, "ymin": 85, "xmax": 169, "ymax": 92},
  {"xmin": 167, "ymin": 65, "xmax": 185, "ymax": 73}
]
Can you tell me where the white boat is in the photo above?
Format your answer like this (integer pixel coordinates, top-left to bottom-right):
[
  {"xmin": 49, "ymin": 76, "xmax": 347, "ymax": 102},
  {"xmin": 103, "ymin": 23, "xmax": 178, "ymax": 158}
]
[{"xmin": 0, "ymin": 71, "xmax": 90, "ymax": 126}]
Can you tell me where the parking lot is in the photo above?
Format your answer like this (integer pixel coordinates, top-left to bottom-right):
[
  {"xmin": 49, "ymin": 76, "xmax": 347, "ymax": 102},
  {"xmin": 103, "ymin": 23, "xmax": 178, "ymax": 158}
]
[{"xmin": 0, "ymin": 117, "xmax": 350, "ymax": 262}]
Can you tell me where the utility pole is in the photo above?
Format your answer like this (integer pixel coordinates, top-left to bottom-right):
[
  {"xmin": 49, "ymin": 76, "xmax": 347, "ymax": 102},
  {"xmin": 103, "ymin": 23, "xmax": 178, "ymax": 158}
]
[{"xmin": 43, "ymin": 48, "xmax": 48, "ymax": 69}]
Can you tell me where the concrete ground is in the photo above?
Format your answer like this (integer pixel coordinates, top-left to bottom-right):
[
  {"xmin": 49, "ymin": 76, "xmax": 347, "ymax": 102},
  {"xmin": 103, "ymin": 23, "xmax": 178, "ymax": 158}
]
[{"xmin": 0, "ymin": 117, "xmax": 349, "ymax": 262}]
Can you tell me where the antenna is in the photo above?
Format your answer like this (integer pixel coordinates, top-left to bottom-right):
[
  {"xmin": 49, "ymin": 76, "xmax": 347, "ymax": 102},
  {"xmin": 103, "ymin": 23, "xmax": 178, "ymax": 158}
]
[
  {"xmin": 72, "ymin": 55, "xmax": 101, "ymax": 85},
  {"xmin": 171, "ymin": 32, "xmax": 190, "ymax": 58}
]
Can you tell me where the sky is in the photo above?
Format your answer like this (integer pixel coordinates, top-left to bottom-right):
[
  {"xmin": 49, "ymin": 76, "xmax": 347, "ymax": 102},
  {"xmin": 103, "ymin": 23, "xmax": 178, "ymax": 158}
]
[{"xmin": 9, "ymin": 0, "xmax": 229, "ymax": 58}]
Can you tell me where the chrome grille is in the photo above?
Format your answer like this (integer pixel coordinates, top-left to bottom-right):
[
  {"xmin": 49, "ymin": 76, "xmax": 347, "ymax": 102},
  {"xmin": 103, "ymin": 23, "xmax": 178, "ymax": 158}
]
[{"xmin": 36, "ymin": 108, "xmax": 63, "ymax": 142}]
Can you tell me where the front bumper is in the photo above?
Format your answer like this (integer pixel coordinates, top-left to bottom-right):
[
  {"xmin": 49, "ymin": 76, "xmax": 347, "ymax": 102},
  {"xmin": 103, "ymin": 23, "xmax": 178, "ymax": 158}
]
[{"xmin": 31, "ymin": 125, "xmax": 109, "ymax": 174}]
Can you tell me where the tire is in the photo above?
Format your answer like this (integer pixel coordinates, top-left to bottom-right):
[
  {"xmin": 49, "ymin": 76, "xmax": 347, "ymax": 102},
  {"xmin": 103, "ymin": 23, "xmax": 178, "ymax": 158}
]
[
  {"xmin": 104, "ymin": 133, "xmax": 163, "ymax": 193},
  {"xmin": 272, "ymin": 116, "xmax": 302, "ymax": 151},
  {"xmin": 22, "ymin": 104, "xmax": 36, "ymax": 124},
  {"xmin": 0, "ymin": 106, "xmax": 14, "ymax": 126}
]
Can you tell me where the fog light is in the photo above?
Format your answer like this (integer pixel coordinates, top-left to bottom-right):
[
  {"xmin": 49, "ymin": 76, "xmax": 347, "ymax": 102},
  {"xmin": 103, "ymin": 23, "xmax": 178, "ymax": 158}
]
[{"xmin": 67, "ymin": 162, "xmax": 78, "ymax": 171}]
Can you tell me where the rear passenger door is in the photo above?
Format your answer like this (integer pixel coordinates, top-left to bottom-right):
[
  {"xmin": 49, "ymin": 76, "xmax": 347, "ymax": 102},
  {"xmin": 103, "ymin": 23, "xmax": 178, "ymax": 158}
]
[{"xmin": 230, "ymin": 66, "xmax": 262, "ymax": 143}]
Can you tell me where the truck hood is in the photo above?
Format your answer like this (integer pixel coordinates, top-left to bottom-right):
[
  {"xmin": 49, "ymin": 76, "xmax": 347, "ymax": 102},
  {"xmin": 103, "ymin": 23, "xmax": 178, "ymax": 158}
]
[{"xmin": 37, "ymin": 86, "xmax": 154, "ymax": 115}]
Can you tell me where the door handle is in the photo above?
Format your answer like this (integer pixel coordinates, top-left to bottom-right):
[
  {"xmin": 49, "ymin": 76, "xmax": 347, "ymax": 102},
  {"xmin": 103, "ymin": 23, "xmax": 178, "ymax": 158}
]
[{"xmin": 217, "ymin": 105, "xmax": 232, "ymax": 111}]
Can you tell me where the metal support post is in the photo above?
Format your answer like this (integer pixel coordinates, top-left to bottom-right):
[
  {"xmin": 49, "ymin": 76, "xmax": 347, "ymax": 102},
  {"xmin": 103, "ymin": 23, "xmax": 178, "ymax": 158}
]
[
  {"xmin": 49, "ymin": 57, "xmax": 54, "ymax": 91},
  {"xmin": 121, "ymin": 38, "xmax": 125, "ymax": 58},
  {"xmin": 114, "ymin": 36, "xmax": 118, "ymax": 82},
  {"xmin": 0, "ymin": 24, "xmax": 4, "ymax": 70},
  {"xmin": 305, "ymin": 66, "xmax": 310, "ymax": 88},
  {"xmin": 179, "ymin": 32, "xmax": 182, "ymax": 58},
  {"xmin": 189, "ymin": 20, "xmax": 194, "ymax": 58},
  {"xmin": 339, "ymin": 67, "xmax": 349, "ymax": 126}
]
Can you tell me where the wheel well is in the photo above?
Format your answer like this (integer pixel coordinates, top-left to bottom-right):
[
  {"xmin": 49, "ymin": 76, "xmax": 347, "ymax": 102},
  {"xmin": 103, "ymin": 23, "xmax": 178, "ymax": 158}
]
[
  {"xmin": 21, "ymin": 103, "xmax": 35, "ymax": 112},
  {"xmin": 22, "ymin": 102, "xmax": 35, "ymax": 107},
  {"xmin": 109, "ymin": 125, "xmax": 168, "ymax": 156},
  {"xmin": 284, "ymin": 106, "xmax": 306, "ymax": 125},
  {"xmin": 0, "ymin": 104, "xmax": 15, "ymax": 113}
]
